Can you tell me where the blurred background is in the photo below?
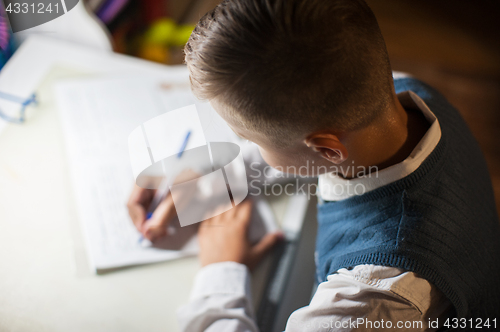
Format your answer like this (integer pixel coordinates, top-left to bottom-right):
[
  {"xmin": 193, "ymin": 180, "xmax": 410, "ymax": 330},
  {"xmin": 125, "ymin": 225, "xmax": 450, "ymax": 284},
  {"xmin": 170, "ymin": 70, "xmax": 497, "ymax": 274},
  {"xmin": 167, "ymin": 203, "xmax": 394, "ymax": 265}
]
[
  {"xmin": 367, "ymin": 0, "xmax": 500, "ymax": 216},
  {"xmin": 0, "ymin": 1, "xmax": 498, "ymax": 331},
  {"xmin": 86, "ymin": 0, "xmax": 500, "ymax": 214}
]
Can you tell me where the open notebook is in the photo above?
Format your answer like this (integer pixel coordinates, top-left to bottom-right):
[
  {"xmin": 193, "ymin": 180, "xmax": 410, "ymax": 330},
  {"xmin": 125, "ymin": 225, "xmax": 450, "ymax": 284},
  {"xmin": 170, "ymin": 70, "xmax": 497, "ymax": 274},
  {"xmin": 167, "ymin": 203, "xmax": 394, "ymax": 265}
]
[{"xmin": 55, "ymin": 75, "xmax": 278, "ymax": 272}]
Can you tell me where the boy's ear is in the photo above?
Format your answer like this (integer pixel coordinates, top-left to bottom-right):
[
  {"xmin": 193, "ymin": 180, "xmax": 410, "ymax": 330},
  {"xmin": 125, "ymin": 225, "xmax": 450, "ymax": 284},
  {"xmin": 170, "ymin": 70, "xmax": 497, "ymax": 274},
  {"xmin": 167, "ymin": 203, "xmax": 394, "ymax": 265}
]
[{"xmin": 304, "ymin": 133, "xmax": 348, "ymax": 165}]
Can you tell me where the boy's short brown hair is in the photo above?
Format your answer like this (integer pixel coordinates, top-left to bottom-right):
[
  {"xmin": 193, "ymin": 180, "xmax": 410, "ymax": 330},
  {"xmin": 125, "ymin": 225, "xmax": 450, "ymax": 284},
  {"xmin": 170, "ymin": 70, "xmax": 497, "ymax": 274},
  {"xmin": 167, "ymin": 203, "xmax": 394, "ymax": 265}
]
[{"xmin": 185, "ymin": 0, "xmax": 393, "ymax": 144}]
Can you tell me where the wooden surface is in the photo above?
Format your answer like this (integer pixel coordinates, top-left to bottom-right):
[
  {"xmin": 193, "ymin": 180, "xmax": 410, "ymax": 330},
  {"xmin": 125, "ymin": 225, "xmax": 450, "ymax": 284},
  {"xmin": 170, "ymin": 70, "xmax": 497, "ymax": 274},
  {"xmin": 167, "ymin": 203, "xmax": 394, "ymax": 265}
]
[{"xmin": 366, "ymin": 0, "xmax": 500, "ymax": 215}]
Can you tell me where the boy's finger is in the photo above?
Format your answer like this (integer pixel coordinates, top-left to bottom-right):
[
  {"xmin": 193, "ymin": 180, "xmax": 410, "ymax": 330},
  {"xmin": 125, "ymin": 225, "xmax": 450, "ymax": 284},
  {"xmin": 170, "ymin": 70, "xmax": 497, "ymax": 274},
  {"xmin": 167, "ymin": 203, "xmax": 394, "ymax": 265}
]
[
  {"xmin": 128, "ymin": 203, "xmax": 147, "ymax": 231},
  {"xmin": 143, "ymin": 223, "xmax": 167, "ymax": 241},
  {"xmin": 199, "ymin": 218, "xmax": 211, "ymax": 228},
  {"xmin": 210, "ymin": 204, "xmax": 234, "ymax": 225},
  {"xmin": 250, "ymin": 232, "xmax": 283, "ymax": 263},
  {"xmin": 223, "ymin": 203, "xmax": 237, "ymax": 220},
  {"xmin": 127, "ymin": 185, "xmax": 155, "ymax": 231},
  {"xmin": 236, "ymin": 200, "xmax": 253, "ymax": 226},
  {"xmin": 128, "ymin": 185, "xmax": 154, "ymax": 205},
  {"xmin": 142, "ymin": 195, "xmax": 176, "ymax": 240}
]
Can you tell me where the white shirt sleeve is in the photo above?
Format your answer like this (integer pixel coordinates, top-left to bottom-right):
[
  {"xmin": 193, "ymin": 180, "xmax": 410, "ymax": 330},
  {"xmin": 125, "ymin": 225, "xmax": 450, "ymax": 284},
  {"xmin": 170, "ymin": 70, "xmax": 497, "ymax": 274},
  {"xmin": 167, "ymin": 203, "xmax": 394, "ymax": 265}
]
[
  {"xmin": 176, "ymin": 262, "xmax": 259, "ymax": 332},
  {"xmin": 177, "ymin": 263, "xmax": 452, "ymax": 332},
  {"xmin": 285, "ymin": 265, "xmax": 452, "ymax": 331}
]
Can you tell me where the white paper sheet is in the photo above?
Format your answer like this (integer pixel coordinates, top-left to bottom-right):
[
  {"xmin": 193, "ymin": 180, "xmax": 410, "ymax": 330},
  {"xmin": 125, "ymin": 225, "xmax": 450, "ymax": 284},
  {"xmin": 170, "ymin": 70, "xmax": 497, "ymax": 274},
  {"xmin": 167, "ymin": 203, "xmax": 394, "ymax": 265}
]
[{"xmin": 55, "ymin": 75, "xmax": 276, "ymax": 272}]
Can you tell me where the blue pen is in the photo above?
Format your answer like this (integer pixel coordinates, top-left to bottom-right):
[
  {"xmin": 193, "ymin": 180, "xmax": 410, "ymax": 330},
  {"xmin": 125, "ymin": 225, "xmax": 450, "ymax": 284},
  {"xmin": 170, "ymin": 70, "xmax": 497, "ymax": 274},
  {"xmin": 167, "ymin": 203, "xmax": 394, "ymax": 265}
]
[
  {"xmin": 139, "ymin": 130, "xmax": 191, "ymax": 243},
  {"xmin": 177, "ymin": 131, "xmax": 191, "ymax": 158}
]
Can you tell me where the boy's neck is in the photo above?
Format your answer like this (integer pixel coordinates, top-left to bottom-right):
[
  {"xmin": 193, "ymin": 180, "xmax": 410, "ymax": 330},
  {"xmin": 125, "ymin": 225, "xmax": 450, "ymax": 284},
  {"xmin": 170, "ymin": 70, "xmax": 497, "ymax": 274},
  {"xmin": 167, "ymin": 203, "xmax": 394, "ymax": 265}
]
[{"xmin": 340, "ymin": 94, "xmax": 430, "ymax": 179}]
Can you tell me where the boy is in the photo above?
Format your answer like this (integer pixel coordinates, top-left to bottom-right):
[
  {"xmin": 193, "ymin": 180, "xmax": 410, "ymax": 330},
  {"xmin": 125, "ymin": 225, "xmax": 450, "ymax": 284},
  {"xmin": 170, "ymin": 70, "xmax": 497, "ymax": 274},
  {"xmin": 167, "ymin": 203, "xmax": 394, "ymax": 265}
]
[{"xmin": 130, "ymin": 0, "xmax": 500, "ymax": 330}]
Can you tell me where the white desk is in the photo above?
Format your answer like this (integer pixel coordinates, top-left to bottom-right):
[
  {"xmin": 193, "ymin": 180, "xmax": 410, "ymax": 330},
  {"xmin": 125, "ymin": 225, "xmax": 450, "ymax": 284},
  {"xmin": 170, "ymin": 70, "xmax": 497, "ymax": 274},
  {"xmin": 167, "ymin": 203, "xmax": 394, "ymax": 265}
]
[{"xmin": 0, "ymin": 68, "xmax": 294, "ymax": 331}]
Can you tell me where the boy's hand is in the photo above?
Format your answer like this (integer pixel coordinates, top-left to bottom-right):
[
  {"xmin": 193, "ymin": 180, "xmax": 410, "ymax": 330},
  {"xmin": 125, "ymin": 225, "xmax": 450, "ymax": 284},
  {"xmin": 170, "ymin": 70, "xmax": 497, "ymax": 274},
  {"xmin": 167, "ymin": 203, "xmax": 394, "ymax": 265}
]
[
  {"xmin": 127, "ymin": 170, "xmax": 199, "ymax": 241},
  {"xmin": 198, "ymin": 200, "xmax": 283, "ymax": 270},
  {"xmin": 127, "ymin": 184, "xmax": 177, "ymax": 241}
]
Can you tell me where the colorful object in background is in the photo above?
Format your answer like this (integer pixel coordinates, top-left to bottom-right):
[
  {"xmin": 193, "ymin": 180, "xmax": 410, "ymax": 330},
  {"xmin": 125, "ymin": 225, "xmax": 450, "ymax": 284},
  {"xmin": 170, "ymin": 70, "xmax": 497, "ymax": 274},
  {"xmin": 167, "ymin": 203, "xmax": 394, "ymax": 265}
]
[
  {"xmin": 139, "ymin": 18, "xmax": 194, "ymax": 63},
  {"xmin": 96, "ymin": 0, "xmax": 130, "ymax": 24},
  {"xmin": 0, "ymin": 1, "xmax": 15, "ymax": 70}
]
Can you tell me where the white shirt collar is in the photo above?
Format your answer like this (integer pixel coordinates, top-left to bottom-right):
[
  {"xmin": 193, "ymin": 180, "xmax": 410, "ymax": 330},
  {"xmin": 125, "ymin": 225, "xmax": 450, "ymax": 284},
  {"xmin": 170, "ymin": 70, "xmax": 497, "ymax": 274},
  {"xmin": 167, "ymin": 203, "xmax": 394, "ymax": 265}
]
[{"xmin": 318, "ymin": 91, "xmax": 442, "ymax": 201}]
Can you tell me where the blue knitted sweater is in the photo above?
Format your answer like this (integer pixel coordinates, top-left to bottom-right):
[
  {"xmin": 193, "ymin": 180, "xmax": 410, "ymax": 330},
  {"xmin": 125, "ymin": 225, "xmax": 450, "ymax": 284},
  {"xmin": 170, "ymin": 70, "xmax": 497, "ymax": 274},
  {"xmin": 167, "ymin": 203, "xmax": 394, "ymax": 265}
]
[{"xmin": 316, "ymin": 78, "xmax": 500, "ymax": 320}]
